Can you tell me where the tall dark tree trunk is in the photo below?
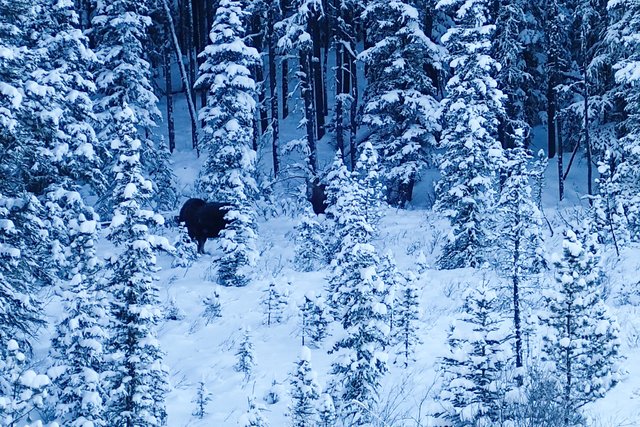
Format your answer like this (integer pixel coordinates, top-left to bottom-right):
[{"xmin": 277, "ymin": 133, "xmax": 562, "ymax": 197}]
[
  {"xmin": 267, "ymin": 4, "xmax": 280, "ymax": 176},
  {"xmin": 310, "ymin": 12, "xmax": 325, "ymax": 140},
  {"xmin": 250, "ymin": 13, "xmax": 269, "ymax": 136},
  {"xmin": 335, "ymin": 42, "xmax": 344, "ymax": 156},
  {"xmin": 558, "ymin": 117, "xmax": 564, "ymax": 201},
  {"xmin": 163, "ymin": 38, "xmax": 176, "ymax": 153},
  {"xmin": 349, "ymin": 43, "xmax": 358, "ymax": 170},
  {"xmin": 547, "ymin": 79, "xmax": 557, "ymax": 159},
  {"xmin": 184, "ymin": 0, "xmax": 198, "ymax": 150},
  {"xmin": 282, "ymin": 58, "xmax": 289, "ymax": 119},
  {"xmin": 300, "ymin": 50, "xmax": 317, "ymax": 174},
  {"xmin": 513, "ymin": 239, "xmax": 523, "ymax": 386}
]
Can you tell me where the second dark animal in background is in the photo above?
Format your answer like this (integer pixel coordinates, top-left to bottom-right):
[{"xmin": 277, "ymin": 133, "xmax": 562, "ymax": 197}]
[{"xmin": 177, "ymin": 198, "xmax": 232, "ymax": 254}]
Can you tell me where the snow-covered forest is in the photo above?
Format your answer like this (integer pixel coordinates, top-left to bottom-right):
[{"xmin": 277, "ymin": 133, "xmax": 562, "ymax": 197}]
[{"xmin": 2, "ymin": 0, "xmax": 640, "ymax": 425}]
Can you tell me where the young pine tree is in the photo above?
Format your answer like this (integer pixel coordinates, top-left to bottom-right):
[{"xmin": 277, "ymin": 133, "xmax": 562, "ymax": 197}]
[
  {"xmin": 360, "ymin": 0, "xmax": 441, "ymax": 206},
  {"xmin": 288, "ymin": 346, "xmax": 320, "ymax": 427},
  {"xmin": 172, "ymin": 223, "xmax": 198, "ymax": 268},
  {"xmin": 326, "ymin": 156, "xmax": 389, "ymax": 426},
  {"xmin": 262, "ymin": 280, "xmax": 288, "ymax": 326},
  {"xmin": 496, "ymin": 142, "xmax": 546, "ymax": 377},
  {"xmin": 438, "ymin": 285, "xmax": 512, "ymax": 426},
  {"xmin": 192, "ymin": 378, "xmax": 212, "ymax": 419},
  {"xmin": 394, "ymin": 271, "xmax": 421, "ymax": 368},
  {"xmin": 317, "ymin": 393, "xmax": 337, "ymax": 427},
  {"xmin": 293, "ymin": 210, "xmax": 329, "ymax": 272},
  {"xmin": 435, "ymin": 0, "xmax": 505, "ymax": 269},
  {"xmin": 104, "ymin": 107, "xmax": 168, "ymax": 427},
  {"xmin": 235, "ymin": 328, "xmax": 256, "ymax": 382},
  {"xmin": 48, "ymin": 206, "xmax": 108, "ymax": 426},
  {"xmin": 539, "ymin": 228, "xmax": 622, "ymax": 425},
  {"xmin": 299, "ymin": 293, "xmax": 330, "ymax": 348},
  {"xmin": 196, "ymin": 0, "xmax": 260, "ymax": 287}
]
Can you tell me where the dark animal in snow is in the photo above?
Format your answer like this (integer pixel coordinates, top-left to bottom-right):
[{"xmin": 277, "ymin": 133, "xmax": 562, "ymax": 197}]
[
  {"xmin": 177, "ymin": 198, "xmax": 232, "ymax": 253},
  {"xmin": 309, "ymin": 181, "xmax": 327, "ymax": 215}
]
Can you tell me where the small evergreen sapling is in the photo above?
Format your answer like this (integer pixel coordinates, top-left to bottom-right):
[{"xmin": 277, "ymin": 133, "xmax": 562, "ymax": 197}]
[
  {"xmin": 235, "ymin": 328, "xmax": 256, "ymax": 381},
  {"xmin": 539, "ymin": 228, "xmax": 622, "ymax": 424},
  {"xmin": 192, "ymin": 378, "xmax": 212, "ymax": 419},
  {"xmin": 239, "ymin": 398, "xmax": 269, "ymax": 427},
  {"xmin": 202, "ymin": 290, "xmax": 222, "ymax": 324},
  {"xmin": 293, "ymin": 211, "xmax": 329, "ymax": 272},
  {"xmin": 438, "ymin": 285, "xmax": 512, "ymax": 426},
  {"xmin": 394, "ymin": 271, "xmax": 421, "ymax": 368},
  {"xmin": 288, "ymin": 346, "xmax": 320, "ymax": 426},
  {"xmin": 299, "ymin": 294, "xmax": 330, "ymax": 348},
  {"xmin": 172, "ymin": 223, "xmax": 198, "ymax": 268},
  {"xmin": 262, "ymin": 280, "xmax": 288, "ymax": 326}
]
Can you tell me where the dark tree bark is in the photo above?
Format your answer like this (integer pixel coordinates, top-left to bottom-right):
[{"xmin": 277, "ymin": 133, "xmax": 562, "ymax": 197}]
[
  {"xmin": 267, "ymin": 3, "xmax": 280, "ymax": 176},
  {"xmin": 300, "ymin": 50, "xmax": 318, "ymax": 174},
  {"xmin": 311, "ymin": 11, "xmax": 325, "ymax": 140},
  {"xmin": 349, "ymin": 38, "xmax": 358, "ymax": 170},
  {"xmin": 558, "ymin": 117, "xmax": 564, "ymax": 201},
  {"xmin": 163, "ymin": 36, "xmax": 176, "ymax": 153}
]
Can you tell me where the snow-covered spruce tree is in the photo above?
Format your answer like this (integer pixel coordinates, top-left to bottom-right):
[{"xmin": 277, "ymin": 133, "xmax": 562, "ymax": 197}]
[
  {"xmin": 262, "ymin": 280, "xmax": 288, "ymax": 326},
  {"xmin": 23, "ymin": 0, "xmax": 104, "ymax": 195},
  {"xmin": 299, "ymin": 293, "xmax": 330, "ymax": 348},
  {"xmin": 492, "ymin": 0, "xmax": 531, "ymax": 150},
  {"xmin": 172, "ymin": 223, "xmax": 198, "ymax": 268},
  {"xmin": 326, "ymin": 156, "xmax": 389, "ymax": 425},
  {"xmin": 239, "ymin": 398, "xmax": 269, "ymax": 427},
  {"xmin": 92, "ymin": 0, "xmax": 175, "ymax": 211},
  {"xmin": 288, "ymin": 346, "xmax": 320, "ymax": 426},
  {"xmin": 0, "ymin": 339, "xmax": 50, "ymax": 425},
  {"xmin": 48, "ymin": 206, "xmax": 108, "ymax": 426},
  {"xmin": 593, "ymin": 151, "xmax": 630, "ymax": 252},
  {"xmin": 293, "ymin": 210, "xmax": 329, "ymax": 272},
  {"xmin": 196, "ymin": 0, "xmax": 259, "ymax": 287},
  {"xmin": 394, "ymin": 271, "xmax": 421, "ymax": 368},
  {"xmin": 360, "ymin": 0, "xmax": 441, "ymax": 206},
  {"xmin": 354, "ymin": 141, "xmax": 385, "ymax": 226},
  {"xmin": 438, "ymin": 285, "xmax": 512, "ymax": 426},
  {"xmin": 434, "ymin": 0, "xmax": 505, "ymax": 269},
  {"xmin": 235, "ymin": 328, "xmax": 256, "ymax": 382},
  {"xmin": 318, "ymin": 393, "xmax": 337, "ymax": 427},
  {"xmin": 104, "ymin": 106, "xmax": 168, "ymax": 427},
  {"xmin": 600, "ymin": 0, "xmax": 640, "ymax": 242},
  {"xmin": 496, "ymin": 141, "xmax": 545, "ymax": 377},
  {"xmin": 539, "ymin": 228, "xmax": 622, "ymax": 425}
]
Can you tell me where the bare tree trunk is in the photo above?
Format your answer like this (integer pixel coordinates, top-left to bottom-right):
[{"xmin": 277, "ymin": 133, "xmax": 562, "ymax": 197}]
[
  {"xmin": 162, "ymin": 0, "xmax": 199, "ymax": 155},
  {"xmin": 335, "ymin": 42, "xmax": 344, "ymax": 156},
  {"xmin": 300, "ymin": 50, "xmax": 317, "ymax": 174},
  {"xmin": 267, "ymin": 4, "xmax": 280, "ymax": 176},
  {"xmin": 349, "ymin": 45, "xmax": 358, "ymax": 170},
  {"xmin": 584, "ymin": 73, "xmax": 593, "ymax": 203},
  {"xmin": 163, "ymin": 36, "xmax": 176, "ymax": 153},
  {"xmin": 558, "ymin": 117, "xmax": 564, "ymax": 201}
]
